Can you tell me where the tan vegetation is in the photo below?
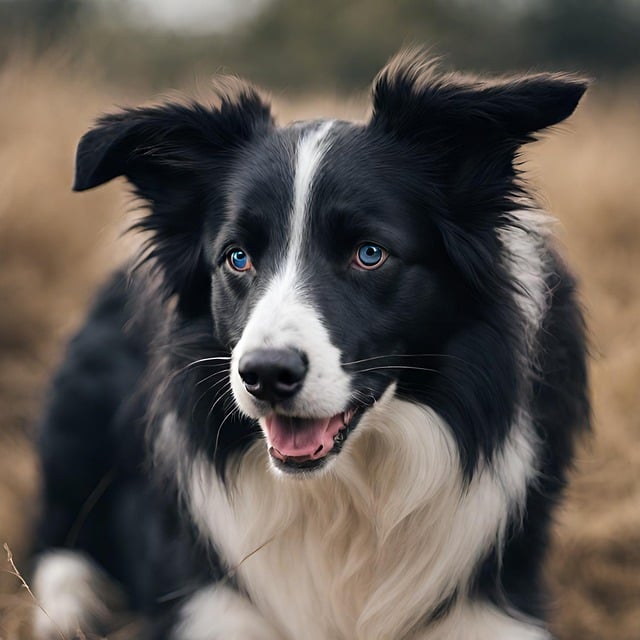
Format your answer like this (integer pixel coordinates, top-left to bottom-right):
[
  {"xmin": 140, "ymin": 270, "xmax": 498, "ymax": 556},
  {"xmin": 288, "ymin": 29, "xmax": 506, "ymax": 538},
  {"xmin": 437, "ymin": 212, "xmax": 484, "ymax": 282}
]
[
  {"xmin": 0, "ymin": 59, "xmax": 638, "ymax": 639},
  {"xmin": 528, "ymin": 92, "xmax": 640, "ymax": 639}
]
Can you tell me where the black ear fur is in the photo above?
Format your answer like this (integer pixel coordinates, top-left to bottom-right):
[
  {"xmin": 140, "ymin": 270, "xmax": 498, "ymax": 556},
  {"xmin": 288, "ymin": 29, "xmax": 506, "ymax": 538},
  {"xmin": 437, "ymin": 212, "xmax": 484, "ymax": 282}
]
[
  {"xmin": 74, "ymin": 89, "xmax": 272, "ymax": 192},
  {"xmin": 369, "ymin": 51, "xmax": 588, "ymax": 299},
  {"xmin": 370, "ymin": 50, "xmax": 588, "ymax": 144},
  {"xmin": 73, "ymin": 87, "xmax": 273, "ymax": 316}
]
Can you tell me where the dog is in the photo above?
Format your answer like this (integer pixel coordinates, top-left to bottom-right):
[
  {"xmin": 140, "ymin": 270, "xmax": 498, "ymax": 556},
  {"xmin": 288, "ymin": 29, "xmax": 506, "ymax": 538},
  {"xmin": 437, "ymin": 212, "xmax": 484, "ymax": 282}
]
[{"xmin": 31, "ymin": 51, "xmax": 589, "ymax": 639}]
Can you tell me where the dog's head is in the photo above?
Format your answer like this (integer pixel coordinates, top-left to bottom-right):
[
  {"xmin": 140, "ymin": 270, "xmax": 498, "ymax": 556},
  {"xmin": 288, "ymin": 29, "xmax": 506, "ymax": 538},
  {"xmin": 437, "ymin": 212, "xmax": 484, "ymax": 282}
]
[{"xmin": 74, "ymin": 52, "xmax": 586, "ymax": 475}]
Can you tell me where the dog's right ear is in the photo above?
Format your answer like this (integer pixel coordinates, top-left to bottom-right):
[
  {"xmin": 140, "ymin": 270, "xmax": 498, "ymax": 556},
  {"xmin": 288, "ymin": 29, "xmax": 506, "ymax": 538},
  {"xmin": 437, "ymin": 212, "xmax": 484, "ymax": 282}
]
[
  {"xmin": 73, "ymin": 87, "xmax": 273, "ymax": 316},
  {"xmin": 73, "ymin": 89, "xmax": 272, "ymax": 192}
]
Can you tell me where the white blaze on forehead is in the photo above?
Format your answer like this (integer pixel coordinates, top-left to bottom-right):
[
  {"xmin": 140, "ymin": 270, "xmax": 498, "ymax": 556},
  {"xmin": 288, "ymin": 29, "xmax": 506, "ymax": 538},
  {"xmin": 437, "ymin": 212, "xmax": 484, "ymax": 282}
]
[
  {"xmin": 231, "ymin": 120, "xmax": 352, "ymax": 420},
  {"xmin": 287, "ymin": 120, "xmax": 335, "ymax": 270}
]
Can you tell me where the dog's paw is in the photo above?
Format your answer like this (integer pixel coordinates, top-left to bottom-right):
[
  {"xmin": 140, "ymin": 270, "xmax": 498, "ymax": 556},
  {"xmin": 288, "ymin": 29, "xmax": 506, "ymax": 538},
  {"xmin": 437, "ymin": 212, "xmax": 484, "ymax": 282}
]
[{"xmin": 31, "ymin": 550, "xmax": 123, "ymax": 640}]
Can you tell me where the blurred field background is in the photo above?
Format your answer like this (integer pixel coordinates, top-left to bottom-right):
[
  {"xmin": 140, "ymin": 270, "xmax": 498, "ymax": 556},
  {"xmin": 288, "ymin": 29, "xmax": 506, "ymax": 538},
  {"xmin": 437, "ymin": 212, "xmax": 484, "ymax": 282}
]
[{"xmin": 0, "ymin": 1, "xmax": 639, "ymax": 638}]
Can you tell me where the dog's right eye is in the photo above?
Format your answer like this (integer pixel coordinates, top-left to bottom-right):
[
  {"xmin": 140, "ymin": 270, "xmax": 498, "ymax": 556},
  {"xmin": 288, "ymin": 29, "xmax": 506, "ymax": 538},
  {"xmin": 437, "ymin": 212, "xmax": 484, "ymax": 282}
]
[
  {"xmin": 353, "ymin": 243, "xmax": 388, "ymax": 270},
  {"xmin": 226, "ymin": 248, "xmax": 253, "ymax": 272}
]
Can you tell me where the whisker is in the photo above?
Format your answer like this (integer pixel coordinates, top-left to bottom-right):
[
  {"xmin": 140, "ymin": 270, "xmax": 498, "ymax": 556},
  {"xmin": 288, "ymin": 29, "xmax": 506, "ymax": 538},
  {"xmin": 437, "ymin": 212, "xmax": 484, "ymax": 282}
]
[
  {"xmin": 192, "ymin": 377, "xmax": 232, "ymax": 419},
  {"xmin": 195, "ymin": 368, "xmax": 230, "ymax": 388},
  {"xmin": 350, "ymin": 388, "xmax": 375, "ymax": 406},
  {"xmin": 209, "ymin": 389, "xmax": 236, "ymax": 458},
  {"xmin": 352, "ymin": 365, "xmax": 440, "ymax": 374},
  {"xmin": 342, "ymin": 353, "xmax": 480, "ymax": 372},
  {"xmin": 205, "ymin": 383, "xmax": 233, "ymax": 424},
  {"xmin": 167, "ymin": 358, "xmax": 230, "ymax": 385},
  {"xmin": 343, "ymin": 353, "xmax": 448, "ymax": 366},
  {"xmin": 210, "ymin": 376, "xmax": 233, "ymax": 393},
  {"xmin": 172, "ymin": 356, "xmax": 232, "ymax": 377},
  {"xmin": 213, "ymin": 405, "xmax": 241, "ymax": 458},
  {"xmin": 188, "ymin": 356, "xmax": 232, "ymax": 364}
]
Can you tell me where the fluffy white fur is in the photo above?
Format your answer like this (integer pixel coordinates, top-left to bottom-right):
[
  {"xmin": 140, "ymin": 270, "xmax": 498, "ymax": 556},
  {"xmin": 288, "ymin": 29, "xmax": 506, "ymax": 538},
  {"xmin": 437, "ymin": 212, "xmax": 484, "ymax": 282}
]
[
  {"xmin": 175, "ymin": 584, "xmax": 281, "ymax": 640},
  {"xmin": 182, "ymin": 388, "xmax": 539, "ymax": 640},
  {"xmin": 32, "ymin": 550, "xmax": 121, "ymax": 639},
  {"xmin": 187, "ymin": 203, "xmax": 549, "ymax": 638}
]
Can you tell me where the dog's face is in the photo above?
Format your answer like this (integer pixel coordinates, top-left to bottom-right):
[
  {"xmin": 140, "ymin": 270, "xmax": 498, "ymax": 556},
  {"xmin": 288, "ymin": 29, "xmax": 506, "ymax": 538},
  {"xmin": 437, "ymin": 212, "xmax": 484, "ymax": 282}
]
[
  {"xmin": 207, "ymin": 120, "xmax": 459, "ymax": 472},
  {"xmin": 73, "ymin": 52, "xmax": 587, "ymax": 476}
]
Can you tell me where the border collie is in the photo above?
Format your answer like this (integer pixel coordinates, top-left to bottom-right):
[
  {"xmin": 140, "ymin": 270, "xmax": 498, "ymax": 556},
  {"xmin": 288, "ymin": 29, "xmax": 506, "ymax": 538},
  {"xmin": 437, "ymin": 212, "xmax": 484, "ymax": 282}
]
[{"xmin": 32, "ymin": 51, "xmax": 589, "ymax": 640}]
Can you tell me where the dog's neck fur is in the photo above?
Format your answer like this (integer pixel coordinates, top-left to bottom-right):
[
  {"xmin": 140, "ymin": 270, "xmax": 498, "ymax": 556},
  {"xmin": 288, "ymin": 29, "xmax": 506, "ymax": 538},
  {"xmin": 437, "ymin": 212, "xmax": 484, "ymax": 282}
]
[{"xmin": 177, "ymin": 391, "xmax": 538, "ymax": 640}]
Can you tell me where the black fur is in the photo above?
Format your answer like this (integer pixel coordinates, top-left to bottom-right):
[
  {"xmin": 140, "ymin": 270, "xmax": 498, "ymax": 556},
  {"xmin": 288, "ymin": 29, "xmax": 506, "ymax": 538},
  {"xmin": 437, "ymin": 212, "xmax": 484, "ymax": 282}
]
[{"xmin": 34, "ymin": 273, "xmax": 211, "ymax": 622}]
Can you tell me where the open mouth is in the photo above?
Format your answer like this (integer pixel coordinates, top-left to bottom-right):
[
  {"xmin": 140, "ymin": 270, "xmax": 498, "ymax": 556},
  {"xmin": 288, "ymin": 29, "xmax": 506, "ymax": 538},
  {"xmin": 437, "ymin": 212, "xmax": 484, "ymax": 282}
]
[{"xmin": 264, "ymin": 407, "xmax": 359, "ymax": 472}]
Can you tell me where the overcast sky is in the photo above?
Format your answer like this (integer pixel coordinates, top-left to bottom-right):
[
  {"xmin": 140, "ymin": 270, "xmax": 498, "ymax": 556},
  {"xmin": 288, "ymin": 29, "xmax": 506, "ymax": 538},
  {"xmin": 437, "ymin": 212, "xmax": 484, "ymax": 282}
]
[{"xmin": 123, "ymin": 0, "xmax": 269, "ymax": 32}]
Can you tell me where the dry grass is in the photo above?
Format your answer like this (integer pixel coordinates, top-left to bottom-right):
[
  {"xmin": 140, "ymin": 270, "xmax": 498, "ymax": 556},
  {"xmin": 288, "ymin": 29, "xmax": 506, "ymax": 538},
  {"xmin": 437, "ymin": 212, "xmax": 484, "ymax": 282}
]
[
  {"xmin": 0, "ymin": 56, "xmax": 128, "ymax": 635},
  {"xmin": 527, "ymin": 92, "xmax": 640, "ymax": 639},
  {"xmin": 0, "ymin": 59, "xmax": 638, "ymax": 639}
]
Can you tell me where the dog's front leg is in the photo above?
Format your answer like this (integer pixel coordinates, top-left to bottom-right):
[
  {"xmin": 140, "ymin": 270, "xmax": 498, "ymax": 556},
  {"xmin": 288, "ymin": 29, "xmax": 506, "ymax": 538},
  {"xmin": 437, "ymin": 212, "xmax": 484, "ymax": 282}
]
[{"xmin": 172, "ymin": 583, "xmax": 283, "ymax": 640}]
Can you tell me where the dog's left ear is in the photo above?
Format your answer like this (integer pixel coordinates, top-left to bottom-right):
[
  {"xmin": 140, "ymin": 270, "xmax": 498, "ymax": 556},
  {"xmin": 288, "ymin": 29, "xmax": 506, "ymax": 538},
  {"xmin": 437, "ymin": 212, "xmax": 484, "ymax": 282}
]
[
  {"xmin": 369, "ymin": 51, "xmax": 588, "ymax": 293},
  {"xmin": 370, "ymin": 50, "xmax": 588, "ymax": 146},
  {"xmin": 74, "ymin": 88, "xmax": 273, "ymax": 315}
]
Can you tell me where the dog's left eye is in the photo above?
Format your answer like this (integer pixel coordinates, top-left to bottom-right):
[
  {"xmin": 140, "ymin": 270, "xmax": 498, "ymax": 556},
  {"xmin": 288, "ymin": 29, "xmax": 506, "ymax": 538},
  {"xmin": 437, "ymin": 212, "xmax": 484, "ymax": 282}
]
[
  {"xmin": 227, "ymin": 248, "xmax": 253, "ymax": 272},
  {"xmin": 353, "ymin": 243, "xmax": 388, "ymax": 270}
]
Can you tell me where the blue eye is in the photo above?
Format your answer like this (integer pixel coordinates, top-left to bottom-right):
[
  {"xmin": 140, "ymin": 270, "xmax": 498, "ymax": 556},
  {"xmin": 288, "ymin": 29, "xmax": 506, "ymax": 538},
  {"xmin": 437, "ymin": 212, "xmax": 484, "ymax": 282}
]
[
  {"xmin": 227, "ymin": 248, "xmax": 252, "ymax": 272},
  {"xmin": 354, "ymin": 243, "xmax": 388, "ymax": 270}
]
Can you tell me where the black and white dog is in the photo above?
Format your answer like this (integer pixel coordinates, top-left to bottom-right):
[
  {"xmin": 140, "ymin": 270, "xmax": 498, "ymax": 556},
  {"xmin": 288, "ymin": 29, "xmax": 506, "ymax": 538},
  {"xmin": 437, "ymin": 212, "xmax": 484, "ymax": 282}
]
[{"xmin": 32, "ymin": 52, "xmax": 589, "ymax": 639}]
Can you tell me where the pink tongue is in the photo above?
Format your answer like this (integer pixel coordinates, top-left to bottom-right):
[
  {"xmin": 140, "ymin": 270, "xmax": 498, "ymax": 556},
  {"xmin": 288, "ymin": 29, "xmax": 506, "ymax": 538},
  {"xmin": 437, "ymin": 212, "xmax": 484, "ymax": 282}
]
[{"xmin": 264, "ymin": 414, "xmax": 344, "ymax": 461}]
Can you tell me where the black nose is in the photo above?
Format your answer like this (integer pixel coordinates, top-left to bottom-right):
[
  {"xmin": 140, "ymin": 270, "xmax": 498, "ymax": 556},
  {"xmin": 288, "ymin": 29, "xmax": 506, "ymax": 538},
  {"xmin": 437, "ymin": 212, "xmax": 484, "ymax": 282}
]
[{"xmin": 238, "ymin": 348, "xmax": 308, "ymax": 403}]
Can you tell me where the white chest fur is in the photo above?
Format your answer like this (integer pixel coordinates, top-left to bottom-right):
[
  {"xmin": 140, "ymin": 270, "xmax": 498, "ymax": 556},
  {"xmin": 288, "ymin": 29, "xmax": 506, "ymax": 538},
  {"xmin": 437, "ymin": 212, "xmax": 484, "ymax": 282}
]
[{"xmin": 184, "ymin": 398, "xmax": 538, "ymax": 640}]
